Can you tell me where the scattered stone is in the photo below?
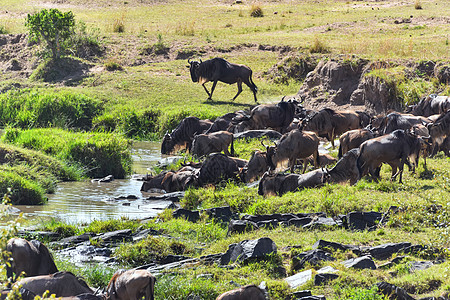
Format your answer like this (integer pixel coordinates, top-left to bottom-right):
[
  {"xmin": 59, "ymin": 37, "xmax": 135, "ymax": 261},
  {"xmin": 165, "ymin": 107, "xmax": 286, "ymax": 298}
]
[
  {"xmin": 91, "ymin": 175, "xmax": 114, "ymax": 183},
  {"xmin": 283, "ymin": 217, "xmax": 314, "ymax": 227},
  {"xmin": 314, "ymin": 273, "xmax": 339, "ymax": 285},
  {"xmin": 368, "ymin": 242, "xmax": 411, "ymax": 260},
  {"xmin": 220, "ymin": 237, "xmax": 277, "ymax": 265},
  {"xmin": 344, "ymin": 211, "xmax": 382, "ymax": 231},
  {"xmin": 227, "ymin": 219, "xmax": 259, "ymax": 235},
  {"xmin": 257, "ymin": 219, "xmax": 280, "ymax": 229},
  {"xmin": 285, "ymin": 269, "xmax": 313, "ymax": 289},
  {"xmin": 292, "ymin": 249, "xmax": 335, "ymax": 271},
  {"xmin": 204, "ymin": 206, "xmax": 233, "ymax": 223},
  {"xmin": 92, "ymin": 229, "xmax": 133, "ymax": 244},
  {"xmin": 342, "ymin": 255, "xmax": 377, "ymax": 270},
  {"xmin": 172, "ymin": 208, "xmax": 200, "ymax": 222},
  {"xmin": 313, "ymin": 239, "xmax": 358, "ymax": 253},
  {"xmin": 409, "ymin": 261, "xmax": 434, "ymax": 272},
  {"xmin": 376, "ymin": 282, "xmax": 415, "ymax": 300},
  {"xmin": 292, "ymin": 290, "xmax": 312, "ymax": 299},
  {"xmin": 146, "ymin": 191, "xmax": 185, "ymax": 202}
]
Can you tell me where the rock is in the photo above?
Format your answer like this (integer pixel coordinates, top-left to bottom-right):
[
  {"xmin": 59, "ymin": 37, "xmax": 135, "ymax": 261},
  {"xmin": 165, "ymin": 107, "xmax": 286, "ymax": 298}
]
[
  {"xmin": 220, "ymin": 237, "xmax": 277, "ymax": 265},
  {"xmin": 283, "ymin": 217, "xmax": 314, "ymax": 227},
  {"xmin": 344, "ymin": 211, "xmax": 382, "ymax": 231},
  {"xmin": 204, "ymin": 206, "xmax": 233, "ymax": 223},
  {"xmin": 342, "ymin": 255, "xmax": 376, "ymax": 270},
  {"xmin": 257, "ymin": 219, "xmax": 280, "ymax": 229},
  {"xmin": 297, "ymin": 297, "xmax": 326, "ymax": 300},
  {"xmin": 55, "ymin": 232, "xmax": 96, "ymax": 247},
  {"xmin": 378, "ymin": 255, "xmax": 407, "ymax": 269},
  {"xmin": 303, "ymin": 217, "xmax": 342, "ymax": 229},
  {"xmin": 146, "ymin": 191, "xmax": 185, "ymax": 202},
  {"xmin": 285, "ymin": 269, "xmax": 312, "ymax": 289},
  {"xmin": 159, "ymin": 254, "xmax": 189, "ymax": 264},
  {"xmin": 172, "ymin": 208, "xmax": 200, "ymax": 222},
  {"xmin": 314, "ymin": 273, "xmax": 339, "ymax": 286},
  {"xmin": 409, "ymin": 261, "xmax": 434, "ymax": 272},
  {"xmin": 313, "ymin": 239, "xmax": 359, "ymax": 253},
  {"xmin": 292, "ymin": 249, "xmax": 335, "ymax": 271},
  {"xmin": 376, "ymin": 282, "xmax": 415, "ymax": 300},
  {"xmin": 292, "ymin": 290, "xmax": 312, "ymax": 299},
  {"xmin": 92, "ymin": 229, "xmax": 133, "ymax": 244},
  {"xmin": 227, "ymin": 219, "xmax": 259, "ymax": 235},
  {"xmin": 368, "ymin": 242, "xmax": 411, "ymax": 260},
  {"xmin": 435, "ymin": 63, "xmax": 450, "ymax": 84}
]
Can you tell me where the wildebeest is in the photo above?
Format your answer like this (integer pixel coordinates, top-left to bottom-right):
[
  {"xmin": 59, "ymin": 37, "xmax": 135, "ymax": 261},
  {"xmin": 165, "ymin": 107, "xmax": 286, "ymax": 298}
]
[
  {"xmin": 204, "ymin": 112, "xmax": 238, "ymax": 134},
  {"xmin": 140, "ymin": 172, "xmax": 168, "ymax": 192},
  {"xmin": 188, "ymin": 57, "xmax": 258, "ymax": 102},
  {"xmin": 301, "ymin": 108, "xmax": 361, "ymax": 148},
  {"xmin": 242, "ymin": 149, "xmax": 269, "ymax": 183},
  {"xmin": 197, "ymin": 153, "xmax": 243, "ymax": 186},
  {"xmin": 16, "ymin": 272, "xmax": 94, "ymax": 298},
  {"xmin": 381, "ymin": 112, "xmax": 431, "ymax": 135},
  {"xmin": 161, "ymin": 170, "xmax": 198, "ymax": 192},
  {"xmin": 232, "ymin": 98, "xmax": 300, "ymax": 133},
  {"xmin": 427, "ymin": 111, "xmax": 450, "ymax": 156},
  {"xmin": 106, "ymin": 269, "xmax": 156, "ymax": 300},
  {"xmin": 265, "ymin": 129, "xmax": 319, "ymax": 173},
  {"xmin": 357, "ymin": 129, "xmax": 422, "ymax": 183},
  {"xmin": 216, "ymin": 284, "xmax": 266, "ymax": 300},
  {"xmin": 6, "ymin": 238, "xmax": 58, "ymax": 281},
  {"xmin": 338, "ymin": 128, "xmax": 374, "ymax": 158},
  {"xmin": 161, "ymin": 116, "xmax": 213, "ymax": 154},
  {"xmin": 191, "ymin": 131, "xmax": 235, "ymax": 157},
  {"xmin": 258, "ymin": 169, "xmax": 329, "ymax": 197},
  {"xmin": 407, "ymin": 94, "xmax": 450, "ymax": 117},
  {"xmin": 300, "ymin": 153, "xmax": 337, "ymax": 170},
  {"xmin": 327, "ymin": 148, "xmax": 361, "ymax": 185}
]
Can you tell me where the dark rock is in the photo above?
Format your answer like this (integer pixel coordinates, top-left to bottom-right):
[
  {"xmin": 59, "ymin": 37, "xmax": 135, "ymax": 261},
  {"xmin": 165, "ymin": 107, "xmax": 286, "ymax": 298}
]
[
  {"xmin": 292, "ymin": 290, "xmax": 312, "ymax": 299},
  {"xmin": 376, "ymin": 282, "xmax": 415, "ymax": 300},
  {"xmin": 159, "ymin": 254, "xmax": 189, "ymax": 264},
  {"xmin": 227, "ymin": 219, "xmax": 259, "ymax": 235},
  {"xmin": 56, "ymin": 232, "xmax": 96, "ymax": 247},
  {"xmin": 303, "ymin": 217, "xmax": 342, "ymax": 229},
  {"xmin": 257, "ymin": 219, "xmax": 280, "ymax": 229},
  {"xmin": 378, "ymin": 256, "xmax": 407, "ymax": 269},
  {"xmin": 204, "ymin": 206, "xmax": 233, "ymax": 223},
  {"xmin": 343, "ymin": 256, "xmax": 376, "ymax": 270},
  {"xmin": 133, "ymin": 228, "xmax": 160, "ymax": 241},
  {"xmin": 344, "ymin": 211, "xmax": 382, "ymax": 231},
  {"xmin": 172, "ymin": 208, "xmax": 200, "ymax": 222},
  {"xmin": 233, "ymin": 129, "xmax": 282, "ymax": 140},
  {"xmin": 313, "ymin": 239, "xmax": 359, "ymax": 253},
  {"xmin": 409, "ymin": 261, "xmax": 434, "ymax": 272},
  {"xmin": 368, "ymin": 242, "xmax": 411, "ymax": 260},
  {"xmin": 314, "ymin": 273, "xmax": 339, "ymax": 285},
  {"xmin": 435, "ymin": 63, "xmax": 450, "ymax": 84},
  {"xmin": 146, "ymin": 191, "xmax": 185, "ymax": 202},
  {"xmin": 284, "ymin": 217, "xmax": 314, "ymax": 227},
  {"xmin": 115, "ymin": 195, "xmax": 138, "ymax": 200},
  {"xmin": 93, "ymin": 229, "xmax": 133, "ymax": 244},
  {"xmin": 298, "ymin": 296, "xmax": 326, "ymax": 300},
  {"xmin": 220, "ymin": 237, "xmax": 277, "ymax": 265},
  {"xmin": 293, "ymin": 249, "xmax": 335, "ymax": 271}
]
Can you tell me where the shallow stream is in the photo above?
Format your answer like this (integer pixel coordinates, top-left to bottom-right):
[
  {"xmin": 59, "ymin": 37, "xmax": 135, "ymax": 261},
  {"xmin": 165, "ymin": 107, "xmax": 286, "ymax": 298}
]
[{"xmin": 13, "ymin": 141, "xmax": 171, "ymax": 224}]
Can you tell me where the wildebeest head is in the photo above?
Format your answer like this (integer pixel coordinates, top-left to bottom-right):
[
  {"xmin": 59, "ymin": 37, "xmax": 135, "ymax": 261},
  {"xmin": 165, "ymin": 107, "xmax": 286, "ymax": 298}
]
[
  {"xmin": 261, "ymin": 140, "xmax": 277, "ymax": 170},
  {"xmin": 161, "ymin": 132, "xmax": 174, "ymax": 154},
  {"xmin": 188, "ymin": 58, "xmax": 201, "ymax": 82}
]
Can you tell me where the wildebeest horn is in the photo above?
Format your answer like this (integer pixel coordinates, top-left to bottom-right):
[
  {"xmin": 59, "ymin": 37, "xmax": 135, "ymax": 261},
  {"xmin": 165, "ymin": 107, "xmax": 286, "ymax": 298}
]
[
  {"xmin": 200, "ymin": 59, "xmax": 203, "ymax": 63},
  {"xmin": 188, "ymin": 58, "xmax": 192, "ymax": 64},
  {"xmin": 261, "ymin": 140, "xmax": 267, "ymax": 148},
  {"xmin": 281, "ymin": 95, "xmax": 286, "ymax": 102}
]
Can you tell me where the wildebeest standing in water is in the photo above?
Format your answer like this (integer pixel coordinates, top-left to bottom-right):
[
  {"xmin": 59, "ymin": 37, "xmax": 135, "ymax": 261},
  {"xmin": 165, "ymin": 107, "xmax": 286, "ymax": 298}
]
[
  {"xmin": 6, "ymin": 238, "xmax": 58, "ymax": 281},
  {"xmin": 107, "ymin": 269, "xmax": 156, "ymax": 300},
  {"xmin": 188, "ymin": 57, "xmax": 258, "ymax": 102},
  {"xmin": 161, "ymin": 116, "xmax": 212, "ymax": 154}
]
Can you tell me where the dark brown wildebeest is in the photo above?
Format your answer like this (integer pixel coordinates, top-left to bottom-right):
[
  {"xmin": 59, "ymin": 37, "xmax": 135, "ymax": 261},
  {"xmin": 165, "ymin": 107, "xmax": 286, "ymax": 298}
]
[
  {"xmin": 161, "ymin": 116, "xmax": 213, "ymax": 154},
  {"xmin": 106, "ymin": 269, "xmax": 156, "ymax": 300},
  {"xmin": 188, "ymin": 57, "xmax": 258, "ymax": 102},
  {"xmin": 161, "ymin": 170, "xmax": 198, "ymax": 193},
  {"xmin": 301, "ymin": 108, "xmax": 361, "ymax": 148},
  {"xmin": 16, "ymin": 272, "xmax": 94, "ymax": 298},
  {"xmin": 140, "ymin": 172, "xmax": 168, "ymax": 192},
  {"xmin": 232, "ymin": 98, "xmax": 300, "ymax": 133},
  {"xmin": 300, "ymin": 153, "xmax": 337, "ymax": 169},
  {"xmin": 204, "ymin": 112, "xmax": 237, "ymax": 134},
  {"xmin": 191, "ymin": 131, "xmax": 235, "ymax": 157},
  {"xmin": 427, "ymin": 110, "xmax": 450, "ymax": 156},
  {"xmin": 197, "ymin": 153, "xmax": 243, "ymax": 186},
  {"xmin": 357, "ymin": 129, "xmax": 422, "ymax": 183},
  {"xmin": 258, "ymin": 169, "xmax": 329, "ymax": 197},
  {"xmin": 6, "ymin": 238, "xmax": 58, "ymax": 281},
  {"xmin": 265, "ymin": 129, "xmax": 319, "ymax": 173},
  {"xmin": 338, "ymin": 128, "xmax": 374, "ymax": 158},
  {"xmin": 382, "ymin": 112, "xmax": 431, "ymax": 135},
  {"xmin": 242, "ymin": 150, "xmax": 269, "ymax": 183},
  {"xmin": 407, "ymin": 94, "xmax": 450, "ymax": 117},
  {"xmin": 216, "ymin": 284, "xmax": 266, "ymax": 300},
  {"xmin": 327, "ymin": 148, "xmax": 361, "ymax": 185}
]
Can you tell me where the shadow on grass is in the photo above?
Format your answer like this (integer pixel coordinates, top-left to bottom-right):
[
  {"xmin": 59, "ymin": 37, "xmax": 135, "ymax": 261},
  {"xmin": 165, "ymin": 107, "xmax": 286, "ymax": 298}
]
[
  {"xmin": 419, "ymin": 169, "xmax": 435, "ymax": 180},
  {"xmin": 202, "ymin": 99, "xmax": 256, "ymax": 108}
]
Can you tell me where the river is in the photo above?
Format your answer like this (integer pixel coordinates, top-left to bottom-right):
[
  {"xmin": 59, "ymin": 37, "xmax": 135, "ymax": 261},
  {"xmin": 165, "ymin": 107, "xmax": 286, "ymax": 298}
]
[{"xmin": 12, "ymin": 141, "xmax": 173, "ymax": 224}]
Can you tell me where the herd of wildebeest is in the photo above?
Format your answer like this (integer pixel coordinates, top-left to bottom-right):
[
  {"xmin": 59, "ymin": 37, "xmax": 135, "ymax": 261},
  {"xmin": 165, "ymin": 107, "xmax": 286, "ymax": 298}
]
[{"xmin": 141, "ymin": 93, "xmax": 450, "ymax": 197}]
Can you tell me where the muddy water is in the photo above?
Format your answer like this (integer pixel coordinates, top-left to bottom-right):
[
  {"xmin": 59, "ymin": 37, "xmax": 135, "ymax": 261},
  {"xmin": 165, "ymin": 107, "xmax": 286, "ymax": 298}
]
[{"xmin": 13, "ymin": 141, "xmax": 172, "ymax": 224}]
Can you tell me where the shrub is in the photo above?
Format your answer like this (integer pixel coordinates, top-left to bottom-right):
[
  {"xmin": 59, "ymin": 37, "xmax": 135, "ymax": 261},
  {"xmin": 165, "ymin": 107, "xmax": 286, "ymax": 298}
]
[
  {"xmin": 310, "ymin": 37, "xmax": 330, "ymax": 53},
  {"xmin": 113, "ymin": 17, "xmax": 125, "ymax": 33},
  {"xmin": 104, "ymin": 60, "xmax": 123, "ymax": 71},
  {"xmin": 415, "ymin": 0, "xmax": 423, "ymax": 10},
  {"xmin": 250, "ymin": 5, "xmax": 264, "ymax": 17}
]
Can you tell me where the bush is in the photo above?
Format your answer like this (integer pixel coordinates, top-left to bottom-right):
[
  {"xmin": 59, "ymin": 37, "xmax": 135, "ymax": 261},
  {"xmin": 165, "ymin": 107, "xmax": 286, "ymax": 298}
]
[
  {"xmin": 250, "ymin": 5, "xmax": 264, "ymax": 17},
  {"xmin": 310, "ymin": 37, "xmax": 330, "ymax": 53},
  {"xmin": 0, "ymin": 171, "xmax": 46, "ymax": 205},
  {"xmin": 1, "ymin": 128, "xmax": 132, "ymax": 179},
  {"xmin": 0, "ymin": 89, "xmax": 103, "ymax": 130}
]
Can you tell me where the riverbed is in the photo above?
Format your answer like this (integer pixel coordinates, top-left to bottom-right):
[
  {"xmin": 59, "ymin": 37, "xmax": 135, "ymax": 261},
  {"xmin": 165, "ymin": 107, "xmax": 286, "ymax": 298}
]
[{"xmin": 12, "ymin": 141, "xmax": 173, "ymax": 224}]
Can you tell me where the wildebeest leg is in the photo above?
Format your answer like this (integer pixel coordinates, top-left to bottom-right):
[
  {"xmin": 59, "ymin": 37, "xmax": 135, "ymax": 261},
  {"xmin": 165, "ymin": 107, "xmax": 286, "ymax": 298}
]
[
  {"xmin": 232, "ymin": 80, "xmax": 243, "ymax": 101},
  {"xmin": 331, "ymin": 128, "xmax": 336, "ymax": 149},
  {"xmin": 202, "ymin": 83, "xmax": 212, "ymax": 99},
  {"xmin": 209, "ymin": 81, "xmax": 218, "ymax": 100}
]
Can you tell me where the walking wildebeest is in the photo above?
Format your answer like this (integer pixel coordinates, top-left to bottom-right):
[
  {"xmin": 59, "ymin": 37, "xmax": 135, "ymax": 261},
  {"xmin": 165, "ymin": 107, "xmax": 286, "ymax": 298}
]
[
  {"xmin": 264, "ymin": 129, "xmax": 319, "ymax": 173},
  {"xmin": 188, "ymin": 57, "xmax": 258, "ymax": 102},
  {"xmin": 107, "ymin": 269, "xmax": 156, "ymax": 300},
  {"xmin": 216, "ymin": 284, "xmax": 266, "ymax": 300},
  {"xmin": 231, "ymin": 98, "xmax": 300, "ymax": 133},
  {"xmin": 16, "ymin": 272, "xmax": 94, "ymax": 298},
  {"xmin": 338, "ymin": 128, "xmax": 374, "ymax": 158},
  {"xmin": 6, "ymin": 238, "xmax": 58, "ymax": 281},
  {"xmin": 191, "ymin": 131, "xmax": 235, "ymax": 157},
  {"xmin": 357, "ymin": 129, "xmax": 422, "ymax": 183},
  {"xmin": 161, "ymin": 116, "xmax": 212, "ymax": 154},
  {"xmin": 301, "ymin": 108, "xmax": 361, "ymax": 148}
]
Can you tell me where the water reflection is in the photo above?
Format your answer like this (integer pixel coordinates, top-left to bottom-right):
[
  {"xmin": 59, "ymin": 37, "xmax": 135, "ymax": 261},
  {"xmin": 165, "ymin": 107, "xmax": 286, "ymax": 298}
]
[{"xmin": 12, "ymin": 141, "xmax": 171, "ymax": 224}]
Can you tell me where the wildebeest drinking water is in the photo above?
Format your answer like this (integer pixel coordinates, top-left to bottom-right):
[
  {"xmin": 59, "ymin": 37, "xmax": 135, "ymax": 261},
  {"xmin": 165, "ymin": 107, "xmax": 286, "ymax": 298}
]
[{"xmin": 188, "ymin": 57, "xmax": 258, "ymax": 102}]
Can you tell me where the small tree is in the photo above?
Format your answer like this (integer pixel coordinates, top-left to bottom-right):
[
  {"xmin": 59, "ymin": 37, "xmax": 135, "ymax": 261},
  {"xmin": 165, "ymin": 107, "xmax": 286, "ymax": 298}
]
[{"xmin": 25, "ymin": 9, "xmax": 75, "ymax": 60}]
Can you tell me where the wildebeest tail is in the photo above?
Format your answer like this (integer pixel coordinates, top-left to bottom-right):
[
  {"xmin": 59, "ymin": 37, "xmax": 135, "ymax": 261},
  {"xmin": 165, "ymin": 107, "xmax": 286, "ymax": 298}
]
[
  {"xmin": 249, "ymin": 73, "xmax": 258, "ymax": 93},
  {"xmin": 147, "ymin": 276, "xmax": 156, "ymax": 300},
  {"xmin": 356, "ymin": 147, "xmax": 365, "ymax": 180},
  {"xmin": 338, "ymin": 144, "xmax": 343, "ymax": 159},
  {"xmin": 230, "ymin": 137, "xmax": 235, "ymax": 157}
]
